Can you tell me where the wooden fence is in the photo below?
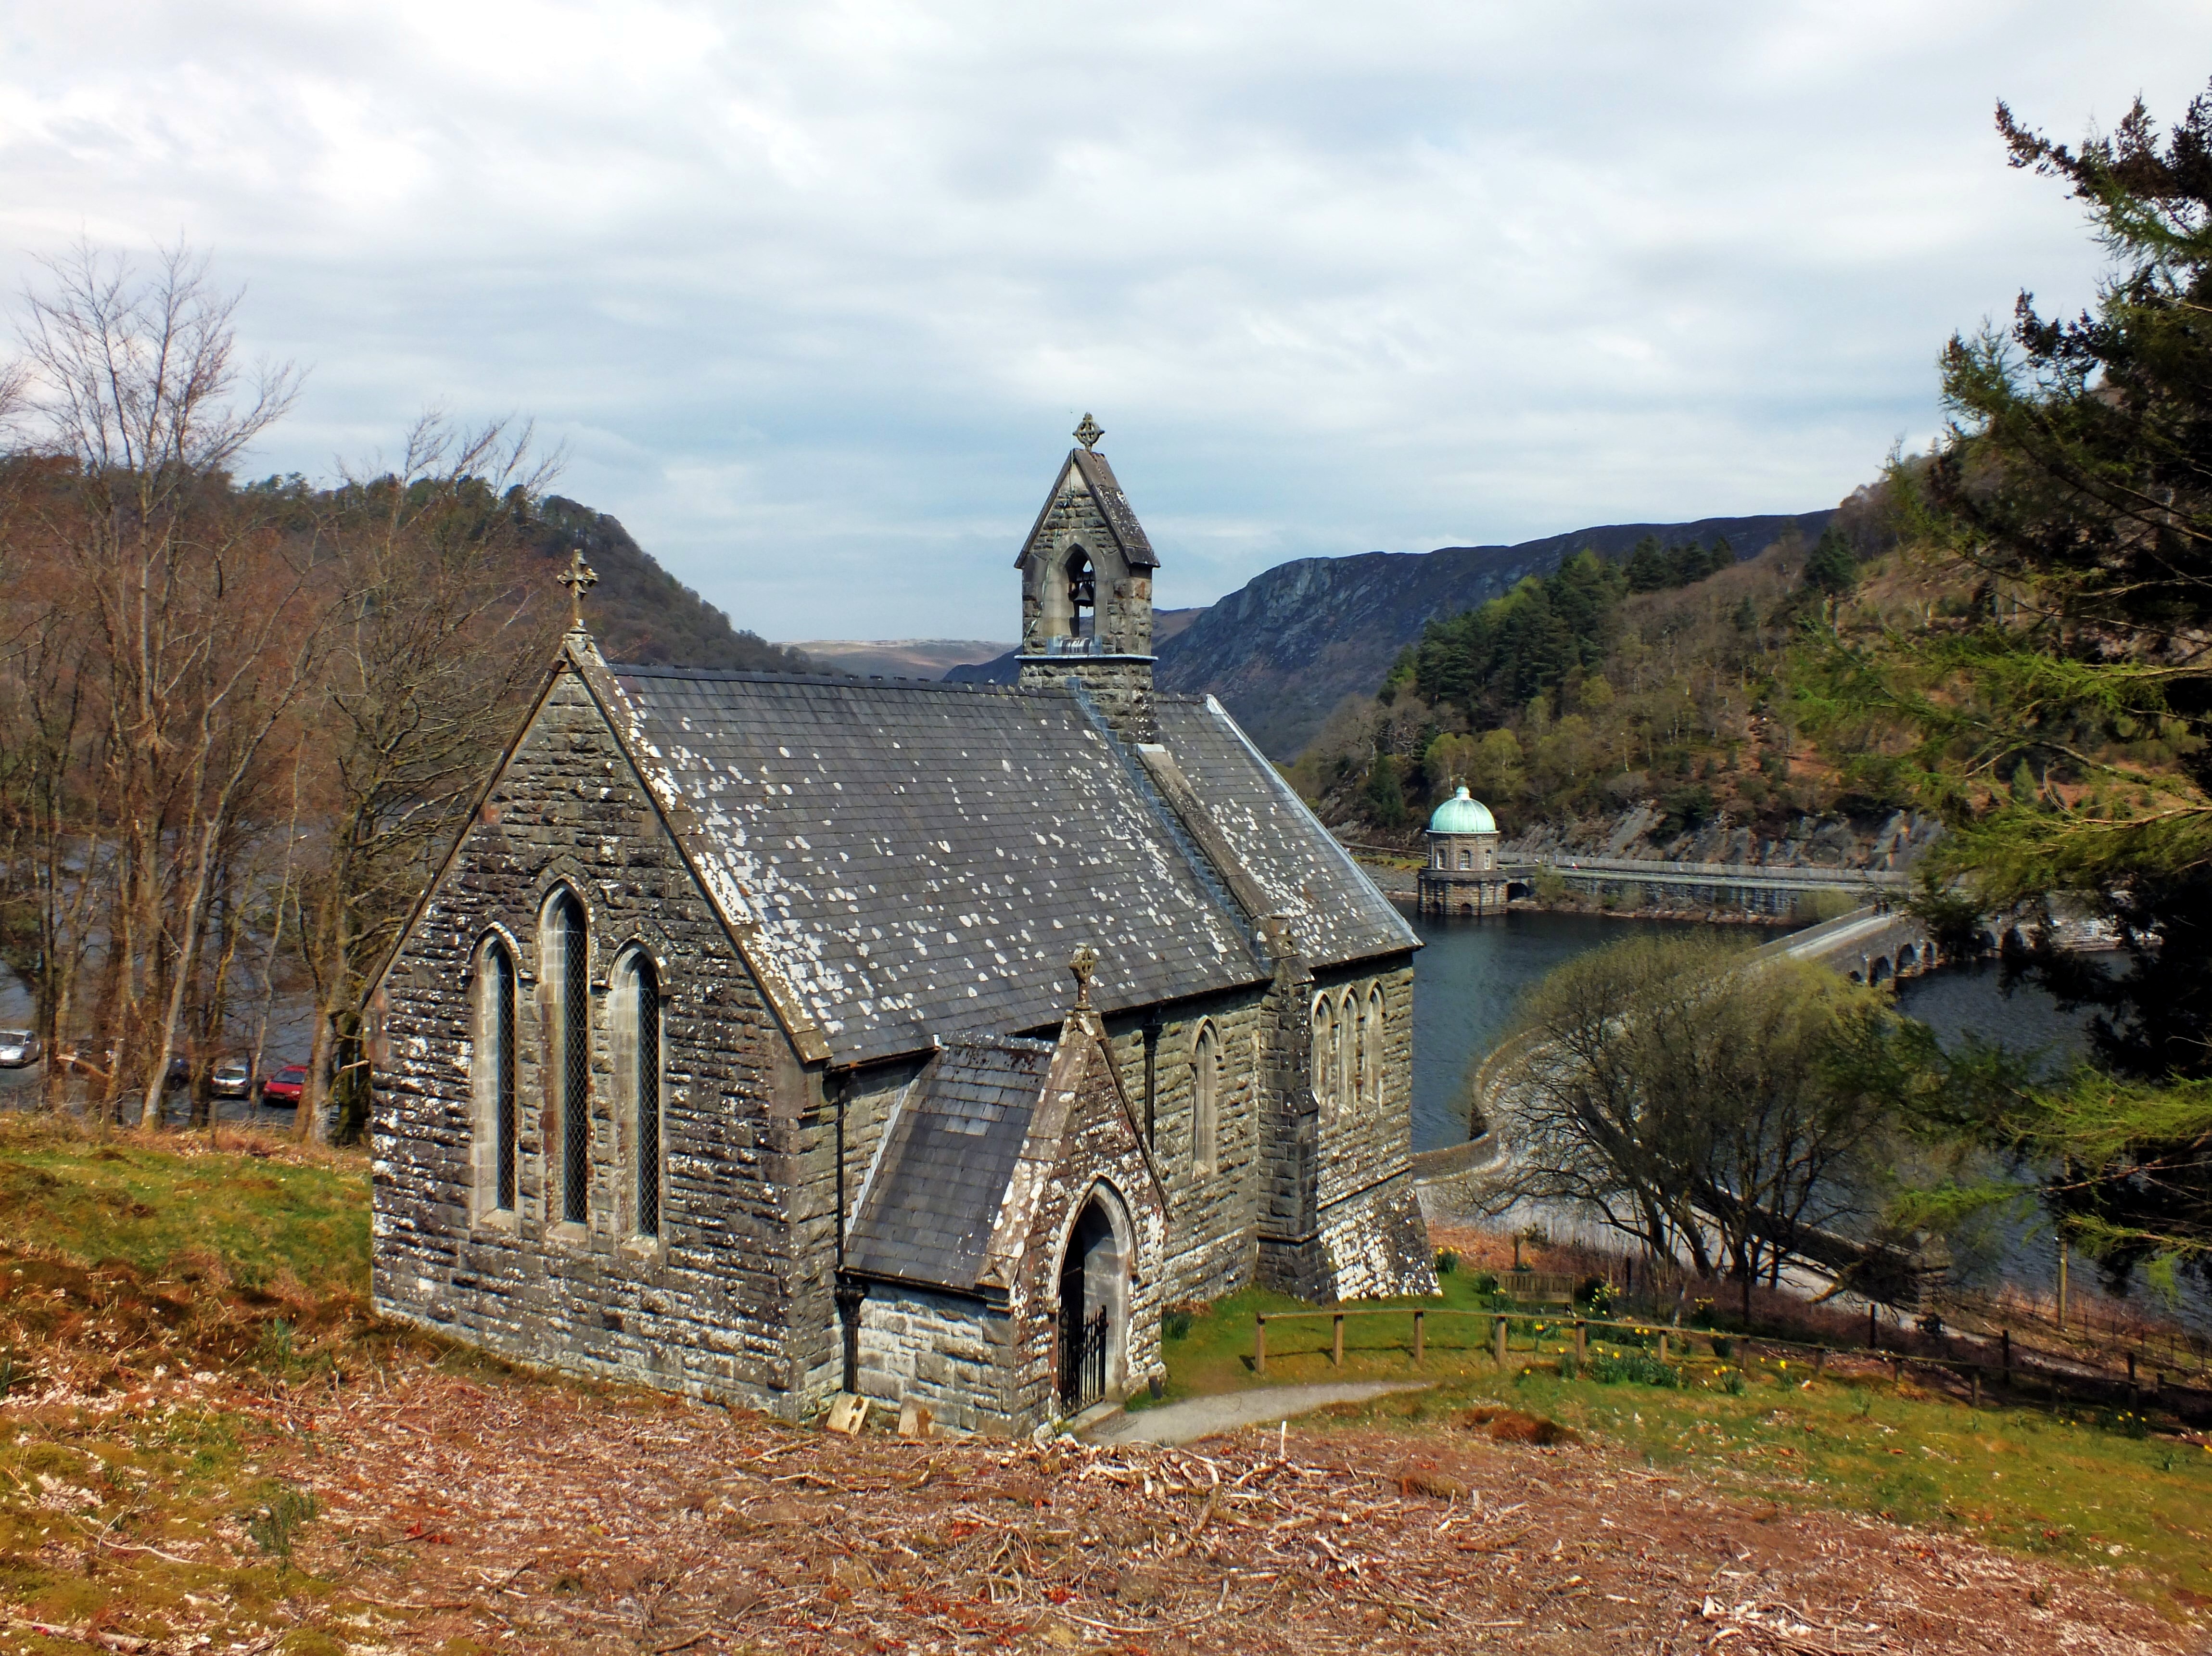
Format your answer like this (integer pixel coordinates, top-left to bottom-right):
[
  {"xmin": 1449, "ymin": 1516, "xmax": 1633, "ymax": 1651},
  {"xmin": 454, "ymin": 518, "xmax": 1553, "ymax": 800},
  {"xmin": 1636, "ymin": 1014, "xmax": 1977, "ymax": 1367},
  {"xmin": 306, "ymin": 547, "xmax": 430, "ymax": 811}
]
[{"xmin": 1248, "ymin": 1306, "xmax": 2211, "ymax": 1424}]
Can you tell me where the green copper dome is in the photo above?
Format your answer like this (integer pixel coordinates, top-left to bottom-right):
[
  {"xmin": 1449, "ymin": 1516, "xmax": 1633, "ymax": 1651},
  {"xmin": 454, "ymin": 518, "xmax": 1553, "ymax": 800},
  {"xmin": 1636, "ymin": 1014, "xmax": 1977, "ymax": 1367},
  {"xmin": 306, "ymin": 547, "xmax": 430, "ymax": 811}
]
[{"xmin": 1427, "ymin": 786, "xmax": 1497, "ymax": 835}]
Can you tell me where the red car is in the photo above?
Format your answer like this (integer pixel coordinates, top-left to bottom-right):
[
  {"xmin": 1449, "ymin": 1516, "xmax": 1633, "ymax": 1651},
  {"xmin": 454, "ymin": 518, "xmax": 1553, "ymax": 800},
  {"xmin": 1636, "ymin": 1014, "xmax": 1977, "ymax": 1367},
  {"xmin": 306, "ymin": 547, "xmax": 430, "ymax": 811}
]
[{"xmin": 260, "ymin": 1064, "xmax": 308, "ymax": 1108}]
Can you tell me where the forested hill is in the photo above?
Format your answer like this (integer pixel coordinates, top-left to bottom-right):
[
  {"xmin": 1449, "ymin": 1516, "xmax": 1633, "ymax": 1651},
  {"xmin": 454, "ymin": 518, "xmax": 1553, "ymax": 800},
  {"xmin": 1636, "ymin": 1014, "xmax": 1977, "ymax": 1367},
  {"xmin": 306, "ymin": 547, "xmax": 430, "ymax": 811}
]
[
  {"xmin": 525, "ymin": 497, "xmax": 813, "ymax": 673},
  {"xmin": 1154, "ymin": 511, "xmax": 1834, "ymax": 759}
]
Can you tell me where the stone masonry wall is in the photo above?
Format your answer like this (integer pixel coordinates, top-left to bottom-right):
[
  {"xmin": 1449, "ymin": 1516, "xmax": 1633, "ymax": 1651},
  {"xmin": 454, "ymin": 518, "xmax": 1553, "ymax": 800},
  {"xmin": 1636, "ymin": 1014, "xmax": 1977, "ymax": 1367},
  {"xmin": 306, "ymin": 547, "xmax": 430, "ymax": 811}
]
[
  {"xmin": 1313, "ymin": 962, "xmax": 1415, "ymax": 1211},
  {"xmin": 1256, "ymin": 954, "xmax": 1433, "ymax": 1299},
  {"xmin": 1017, "ymin": 658, "xmax": 1157, "ymax": 746},
  {"xmin": 372, "ymin": 664, "xmax": 817, "ymax": 1414},
  {"xmin": 854, "ymin": 1287, "xmax": 1013, "ymax": 1436},
  {"xmin": 1095, "ymin": 990, "xmax": 1270, "ymax": 1308},
  {"xmin": 1000, "ymin": 1020, "xmax": 1168, "ymax": 1434}
]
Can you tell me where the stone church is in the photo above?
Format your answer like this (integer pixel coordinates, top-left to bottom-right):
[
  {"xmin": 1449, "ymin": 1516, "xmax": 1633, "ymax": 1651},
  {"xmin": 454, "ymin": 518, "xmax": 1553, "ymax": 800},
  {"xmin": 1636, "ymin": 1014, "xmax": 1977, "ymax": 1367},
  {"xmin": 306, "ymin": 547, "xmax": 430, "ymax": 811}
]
[{"xmin": 366, "ymin": 426, "xmax": 1435, "ymax": 1436}]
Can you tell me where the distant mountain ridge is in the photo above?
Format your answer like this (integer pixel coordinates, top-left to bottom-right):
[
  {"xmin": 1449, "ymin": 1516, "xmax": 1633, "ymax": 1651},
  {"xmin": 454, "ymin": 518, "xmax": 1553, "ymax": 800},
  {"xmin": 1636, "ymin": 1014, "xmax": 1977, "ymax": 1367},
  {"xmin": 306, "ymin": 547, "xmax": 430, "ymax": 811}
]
[
  {"xmin": 1157, "ymin": 512, "xmax": 1836, "ymax": 757},
  {"xmin": 791, "ymin": 639, "xmax": 1012, "ymax": 679}
]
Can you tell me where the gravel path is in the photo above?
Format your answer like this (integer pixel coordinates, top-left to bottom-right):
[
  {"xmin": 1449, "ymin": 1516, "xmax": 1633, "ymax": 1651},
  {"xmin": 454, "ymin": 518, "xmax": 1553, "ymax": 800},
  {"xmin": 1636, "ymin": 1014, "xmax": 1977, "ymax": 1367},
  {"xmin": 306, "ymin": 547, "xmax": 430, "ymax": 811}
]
[{"xmin": 1083, "ymin": 1380, "xmax": 1434, "ymax": 1446}]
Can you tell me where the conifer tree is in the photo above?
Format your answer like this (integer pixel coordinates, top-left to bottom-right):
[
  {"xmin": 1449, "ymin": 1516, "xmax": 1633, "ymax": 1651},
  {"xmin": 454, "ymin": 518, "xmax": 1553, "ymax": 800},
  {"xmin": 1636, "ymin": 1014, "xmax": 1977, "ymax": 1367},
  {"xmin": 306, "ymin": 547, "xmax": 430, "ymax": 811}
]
[{"xmin": 1843, "ymin": 84, "xmax": 2212, "ymax": 1280}]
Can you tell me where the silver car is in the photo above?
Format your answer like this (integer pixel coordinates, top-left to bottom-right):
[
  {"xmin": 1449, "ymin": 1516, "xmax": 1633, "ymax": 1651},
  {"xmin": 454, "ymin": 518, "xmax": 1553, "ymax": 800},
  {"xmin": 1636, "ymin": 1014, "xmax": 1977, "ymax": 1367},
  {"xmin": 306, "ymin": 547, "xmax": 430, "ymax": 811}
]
[
  {"xmin": 210, "ymin": 1060, "xmax": 254, "ymax": 1099},
  {"xmin": 0, "ymin": 1031, "xmax": 40, "ymax": 1068}
]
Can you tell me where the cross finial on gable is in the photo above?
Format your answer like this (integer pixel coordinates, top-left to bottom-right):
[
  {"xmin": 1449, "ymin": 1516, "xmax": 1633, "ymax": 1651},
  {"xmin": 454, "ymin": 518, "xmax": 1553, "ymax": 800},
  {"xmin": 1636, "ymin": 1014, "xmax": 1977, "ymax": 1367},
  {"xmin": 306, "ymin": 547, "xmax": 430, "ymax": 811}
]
[
  {"xmin": 1068, "ymin": 944, "xmax": 1099, "ymax": 1009},
  {"xmin": 1073, "ymin": 412, "xmax": 1103, "ymax": 451},
  {"xmin": 558, "ymin": 548, "xmax": 599, "ymax": 631}
]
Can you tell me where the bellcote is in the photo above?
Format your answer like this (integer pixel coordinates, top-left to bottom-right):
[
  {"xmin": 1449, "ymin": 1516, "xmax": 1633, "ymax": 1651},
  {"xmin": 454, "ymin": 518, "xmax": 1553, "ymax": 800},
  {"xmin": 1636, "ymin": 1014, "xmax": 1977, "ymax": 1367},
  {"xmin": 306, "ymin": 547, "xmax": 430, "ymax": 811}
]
[
  {"xmin": 1015, "ymin": 420, "xmax": 1160, "ymax": 744},
  {"xmin": 1015, "ymin": 433, "xmax": 1158, "ymax": 660}
]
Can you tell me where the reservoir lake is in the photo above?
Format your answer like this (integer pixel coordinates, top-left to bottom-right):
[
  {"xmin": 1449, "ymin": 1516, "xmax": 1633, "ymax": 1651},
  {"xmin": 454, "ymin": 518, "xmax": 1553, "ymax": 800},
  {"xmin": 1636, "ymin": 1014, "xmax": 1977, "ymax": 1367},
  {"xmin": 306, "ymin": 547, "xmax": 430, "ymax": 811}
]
[{"xmin": 1408, "ymin": 908, "xmax": 2090, "ymax": 1155}]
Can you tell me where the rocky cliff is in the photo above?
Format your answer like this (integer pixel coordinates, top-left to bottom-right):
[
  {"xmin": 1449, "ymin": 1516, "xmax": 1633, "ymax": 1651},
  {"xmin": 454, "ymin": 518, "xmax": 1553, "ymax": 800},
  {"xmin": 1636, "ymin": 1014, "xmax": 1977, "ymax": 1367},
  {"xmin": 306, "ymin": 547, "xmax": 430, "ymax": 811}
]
[
  {"xmin": 1503, "ymin": 806, "xmax": 1942, "ymax": 873},
  {"xmin": 1154, "ymin": 511, "xmax": 1836, "ymax": 759}
]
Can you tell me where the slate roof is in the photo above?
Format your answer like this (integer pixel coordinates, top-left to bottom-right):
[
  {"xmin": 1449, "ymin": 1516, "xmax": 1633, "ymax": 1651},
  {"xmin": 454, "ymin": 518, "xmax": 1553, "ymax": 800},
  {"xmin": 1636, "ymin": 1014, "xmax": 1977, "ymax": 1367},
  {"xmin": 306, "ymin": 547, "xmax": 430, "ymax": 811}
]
[
  {"xmin": 1150, "ymin": 694, "xmax": 1421, "ymax": 968},
  {"xmin": 602, "ymin": 667, "xmax": 1272, "ymax": 1065},
  {"xmin": 843, "ymin": 1037, "xmax": 1052, "ymax": 1293}
]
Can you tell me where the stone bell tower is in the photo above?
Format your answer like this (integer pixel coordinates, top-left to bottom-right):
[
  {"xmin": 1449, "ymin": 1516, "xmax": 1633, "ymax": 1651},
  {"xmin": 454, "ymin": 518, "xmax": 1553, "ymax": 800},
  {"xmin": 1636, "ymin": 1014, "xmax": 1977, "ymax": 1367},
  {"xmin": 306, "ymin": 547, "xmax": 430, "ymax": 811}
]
[{"xmin": 1016, "ymin": 415, "xmax": 1158, "ymax": 743}]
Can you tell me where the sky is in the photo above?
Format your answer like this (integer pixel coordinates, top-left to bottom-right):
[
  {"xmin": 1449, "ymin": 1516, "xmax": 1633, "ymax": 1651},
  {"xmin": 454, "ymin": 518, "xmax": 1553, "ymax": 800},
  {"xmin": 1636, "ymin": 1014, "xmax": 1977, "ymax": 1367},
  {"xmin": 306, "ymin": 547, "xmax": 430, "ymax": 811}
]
[{"xmin": 3, "ymin": 5, "xmax": 2208, "ymax": 641}]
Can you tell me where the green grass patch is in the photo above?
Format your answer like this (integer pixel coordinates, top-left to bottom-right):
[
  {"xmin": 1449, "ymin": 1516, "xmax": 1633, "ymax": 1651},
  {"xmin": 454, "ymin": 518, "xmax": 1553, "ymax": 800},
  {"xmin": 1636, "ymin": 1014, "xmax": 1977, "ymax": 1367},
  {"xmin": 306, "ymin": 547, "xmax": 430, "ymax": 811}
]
[
  {"xmin": 0, "ymin": 1118, "xmax": 386, "ymax": 1645},
  {"xmin": 1161, "ymin": 1290, "xmax": 2212, "ymax": 1606},
  {"xmin": 0, "ymin": 1121, "xmax": 368, "ymax": 1303}
]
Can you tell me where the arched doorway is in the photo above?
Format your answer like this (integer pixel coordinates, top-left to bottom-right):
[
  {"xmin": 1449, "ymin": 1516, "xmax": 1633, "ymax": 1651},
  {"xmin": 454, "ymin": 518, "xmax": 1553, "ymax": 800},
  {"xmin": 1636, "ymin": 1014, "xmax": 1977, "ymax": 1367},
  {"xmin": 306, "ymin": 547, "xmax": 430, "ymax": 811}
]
[{"xmin": 1056, "ymin": 1186, "xmax": 1129, "ymax": 1414}]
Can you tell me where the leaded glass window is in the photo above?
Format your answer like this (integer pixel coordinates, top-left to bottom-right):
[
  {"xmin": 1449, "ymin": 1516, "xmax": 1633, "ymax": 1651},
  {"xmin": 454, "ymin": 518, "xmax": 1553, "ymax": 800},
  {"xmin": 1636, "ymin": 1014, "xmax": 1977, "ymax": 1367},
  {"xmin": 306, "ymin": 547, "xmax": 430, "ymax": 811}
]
[
  {"xmin": 549, "ymin": 891, "xmax": 590, "ymax": 1226},
  {"xmin": 626, "ymin": 953, "xmax": 661, "ymax": 1238}
]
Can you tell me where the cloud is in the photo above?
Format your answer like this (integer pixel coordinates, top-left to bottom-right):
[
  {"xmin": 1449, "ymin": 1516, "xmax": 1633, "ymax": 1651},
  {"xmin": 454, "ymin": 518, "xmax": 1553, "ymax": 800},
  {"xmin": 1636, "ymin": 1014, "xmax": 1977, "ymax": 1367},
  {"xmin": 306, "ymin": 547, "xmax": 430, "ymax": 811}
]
[{"xmin": 2, "ymin": 1, "xmax": 2206, "ymax": 637}]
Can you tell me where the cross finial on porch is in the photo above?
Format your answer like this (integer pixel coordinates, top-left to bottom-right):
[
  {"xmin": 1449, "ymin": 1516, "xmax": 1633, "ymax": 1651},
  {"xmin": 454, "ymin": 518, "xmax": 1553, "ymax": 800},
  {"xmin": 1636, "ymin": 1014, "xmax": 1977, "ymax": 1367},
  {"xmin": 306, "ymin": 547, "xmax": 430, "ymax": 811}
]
[
  {"xmin": 1073, "ymin": 412, "xmax": 1103, "ymax": 451},
  {"xmin": 1069, "ymin": 944, "xmax": 1099, "ymax": 1009},
  {"xmin": 558, "ymin": 548, "xmax": 599, "ymax": 631}
]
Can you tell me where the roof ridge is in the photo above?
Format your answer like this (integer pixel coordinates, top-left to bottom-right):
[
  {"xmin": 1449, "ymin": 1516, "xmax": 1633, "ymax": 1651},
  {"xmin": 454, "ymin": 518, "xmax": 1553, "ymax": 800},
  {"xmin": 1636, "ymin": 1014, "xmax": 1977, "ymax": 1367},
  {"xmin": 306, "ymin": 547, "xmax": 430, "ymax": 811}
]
[
  {"xmin": 940, "ymin": 1033, "xmax": 1057, "ymax": 1056},
  {"xmin": 609, "ymin": 662, "xmax": 1056, "ymax": 694}
]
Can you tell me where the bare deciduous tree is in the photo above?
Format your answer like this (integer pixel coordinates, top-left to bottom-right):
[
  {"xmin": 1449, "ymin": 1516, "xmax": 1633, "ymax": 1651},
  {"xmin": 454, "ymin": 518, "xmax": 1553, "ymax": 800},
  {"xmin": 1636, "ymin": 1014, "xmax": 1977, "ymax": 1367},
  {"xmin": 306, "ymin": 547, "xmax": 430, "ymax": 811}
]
[
  {"xmin": 0, "ymin": 244, "xmax": 562, "ymax": 1145},
  {"xmin": 292, "ymin": 415, "xmax": 561, "ymax": 1142},
  {"xmin": 1489, "ymin": 934, "xmax": 1898, "ymax": 1317}
]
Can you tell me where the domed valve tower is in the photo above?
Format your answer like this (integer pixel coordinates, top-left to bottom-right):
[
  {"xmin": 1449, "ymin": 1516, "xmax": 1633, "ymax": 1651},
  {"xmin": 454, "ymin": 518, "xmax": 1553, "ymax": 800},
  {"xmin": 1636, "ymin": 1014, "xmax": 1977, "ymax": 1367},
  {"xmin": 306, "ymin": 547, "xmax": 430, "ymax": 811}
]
[{"xmin": 1417, "ymin": 787, "xmax": 1510, "ymax": 916}]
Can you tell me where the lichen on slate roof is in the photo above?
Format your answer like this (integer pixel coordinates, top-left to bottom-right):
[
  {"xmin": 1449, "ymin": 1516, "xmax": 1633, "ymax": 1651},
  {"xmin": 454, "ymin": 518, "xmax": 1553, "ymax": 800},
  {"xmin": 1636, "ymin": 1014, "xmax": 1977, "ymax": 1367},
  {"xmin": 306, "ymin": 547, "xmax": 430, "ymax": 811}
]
[
  {"xmin": 603, "ymin": 667, "xmax": 1271, "ymax": 1066},
  {"xmin": 1150, "ymin": 694, "xmax": 1420, "ymax": 968}
]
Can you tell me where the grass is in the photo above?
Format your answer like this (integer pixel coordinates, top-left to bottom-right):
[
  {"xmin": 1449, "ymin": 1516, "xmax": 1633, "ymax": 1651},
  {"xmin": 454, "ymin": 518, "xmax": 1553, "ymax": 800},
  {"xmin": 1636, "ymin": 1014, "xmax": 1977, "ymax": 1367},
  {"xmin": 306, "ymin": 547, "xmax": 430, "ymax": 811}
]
[
  {"xmin": 1159, "ymin": 1287, "xmax": 2212, "ymax": 1608},
  {"xmin": 0, "ymin": 1115, "xmax": 382, "ymax": 1649},
  {"xmin": 3, "ymin": 1116, "xmax": 2205, "ymax": 1634},
  {"xmin": 0, "ymin": 1122, "xmax": 368, "ymax": 1300}
]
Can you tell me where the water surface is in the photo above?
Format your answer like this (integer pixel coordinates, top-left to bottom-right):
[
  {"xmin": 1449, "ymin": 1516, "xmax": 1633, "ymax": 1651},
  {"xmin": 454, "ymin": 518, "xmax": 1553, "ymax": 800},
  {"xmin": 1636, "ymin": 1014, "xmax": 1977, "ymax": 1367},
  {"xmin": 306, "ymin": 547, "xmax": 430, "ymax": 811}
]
[{"xmin": 1407, "ymin": 909, "xmax": 1791, "ymax": 1152}]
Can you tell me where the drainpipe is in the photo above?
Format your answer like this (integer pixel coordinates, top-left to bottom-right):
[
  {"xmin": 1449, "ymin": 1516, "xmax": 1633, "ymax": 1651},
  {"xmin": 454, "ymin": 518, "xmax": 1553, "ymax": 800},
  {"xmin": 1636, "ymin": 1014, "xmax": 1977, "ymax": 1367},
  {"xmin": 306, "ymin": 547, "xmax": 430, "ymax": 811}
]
[{"xmin": 830, "ymin": 1070, "xmax": 864, "ymax": 1393}]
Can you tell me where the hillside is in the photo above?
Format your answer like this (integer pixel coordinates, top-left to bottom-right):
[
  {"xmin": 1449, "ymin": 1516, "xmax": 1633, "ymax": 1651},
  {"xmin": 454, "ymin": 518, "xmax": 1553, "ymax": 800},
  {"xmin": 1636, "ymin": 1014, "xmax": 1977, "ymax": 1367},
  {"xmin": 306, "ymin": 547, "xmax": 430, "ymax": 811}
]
[
  {"xmin": 0, "ymin": 1118, "xmax": 2196, "ymax": 1653},
  {"xmin": 1294, "ymin": 531, "xmax": 1856, "ymax": 849},
  {"xmin": 1159, "ymin": 513, "xmax": 1833, "ymax": 758},
  {"xmin": 789, "ymin": 637, "xmax": 1011, "ymax": 678},
  {"xmin": 525, "ymin": 496, "xmax": 814, "ymax": 673}
]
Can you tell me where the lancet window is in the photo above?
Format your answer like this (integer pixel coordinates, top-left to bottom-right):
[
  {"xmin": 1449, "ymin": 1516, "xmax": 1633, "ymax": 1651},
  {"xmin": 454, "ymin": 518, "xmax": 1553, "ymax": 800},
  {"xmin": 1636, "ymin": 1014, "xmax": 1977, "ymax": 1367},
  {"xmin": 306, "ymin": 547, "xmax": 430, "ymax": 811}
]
[
  {"xmin": 1191, "ymin": 1021, "xmax": 1219, "ymax": 1176},
  {"xmin": 545, "ymin": 889, "xmax": 591, "ymax": 1227},
  {"xmin": 620, "ymin": 951, "xmax": 663, "ymax": 1239},
  {"xmin": 477, "ymin": 938, "xmax": 518, "ymax": 1214}
]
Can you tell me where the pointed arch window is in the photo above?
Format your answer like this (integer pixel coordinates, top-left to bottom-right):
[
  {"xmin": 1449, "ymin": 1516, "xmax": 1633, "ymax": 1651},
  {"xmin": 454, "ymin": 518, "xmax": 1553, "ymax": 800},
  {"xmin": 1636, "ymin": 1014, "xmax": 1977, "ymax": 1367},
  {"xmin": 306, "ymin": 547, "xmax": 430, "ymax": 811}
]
[
  {"xmin": 1191, "ymin": 1021, "xmax": 1219, "ymax": 1177},
  {"xmin": 1309, "ymin": 996, "xmax": 1335, "ymax": 1121},
  {"xmin": 546, "ymin": 890, "xmax": 590, "ymax": 1227},
  {"xmin": 1361, "ymin": 985, "xmax": 1386, "ymax": 1111},
  {"xmin": 1066, "ymin": 548, "xmax": 1096, "ymax": 638},
  {"xmin": 477, "ymin": 938, "xmax": 518, "ymax": 1214},
  {"xmin": 619, "ymin": 951, "xmax": 663, "ymax": 1239},
  {"xmin": 1338, "ymin": 989, "xmax": 1360, "ymax": 1120}
]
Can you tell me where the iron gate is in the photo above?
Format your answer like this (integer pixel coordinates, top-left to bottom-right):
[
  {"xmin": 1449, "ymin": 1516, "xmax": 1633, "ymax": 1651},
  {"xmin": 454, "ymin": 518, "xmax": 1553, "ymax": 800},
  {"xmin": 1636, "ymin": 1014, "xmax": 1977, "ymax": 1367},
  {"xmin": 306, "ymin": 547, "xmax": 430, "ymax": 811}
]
[{"xmin": 1058, "ymin": 1306, "xmax": 1108, "ymax": 1413}]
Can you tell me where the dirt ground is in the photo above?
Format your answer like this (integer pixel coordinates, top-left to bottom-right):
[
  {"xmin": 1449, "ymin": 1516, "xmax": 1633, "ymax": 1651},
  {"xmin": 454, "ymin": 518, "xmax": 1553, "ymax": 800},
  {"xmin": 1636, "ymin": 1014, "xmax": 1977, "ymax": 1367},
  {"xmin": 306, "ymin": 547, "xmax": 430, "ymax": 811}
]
[{"xmin": 23, "ymin": 1364, "xmax": 2195, "ymax": 1656}]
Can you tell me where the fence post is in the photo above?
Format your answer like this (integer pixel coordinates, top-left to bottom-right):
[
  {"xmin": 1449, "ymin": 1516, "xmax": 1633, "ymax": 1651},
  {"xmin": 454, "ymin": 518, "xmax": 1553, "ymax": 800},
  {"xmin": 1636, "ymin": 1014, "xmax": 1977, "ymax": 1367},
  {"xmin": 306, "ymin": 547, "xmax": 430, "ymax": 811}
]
[
  {"xmin": 1656, "ymin": 1332, "xmax": 1668, "ymax": 1363},
  {"xmin": 1971, "ymin": 1368, "xmax": 1982, "ymax": 1409},
  {"xmin": 1413, "ymin": 1310, "xmax": 1425, "ymax": 1367},
  {"xmin": 1493, "ymin": 1315, "xmax": 1508, "ymax": 1366},
  {"xmin": 2128, "ymin": 1350, "xmax": 2138, "ymax": 1405},
  {"xmin": 2001, "ymin": 1328, "xmax": 2011, "ymax": 1373},
  {"xmin": 1868, "ymin": 1303, "xmax": 1877, "ymax": 1352},
  {"xmin": 1333, "ymin": 1312, "xmax": 1344, "ymax": 1369},
  {"xmin": 1255, "ymin": 1315, "xmax": 1266, "ymax": 1377},
  {"xmin": 1574, "ymin": 1319, "xmax": 1587, "ymax": 1363}
]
